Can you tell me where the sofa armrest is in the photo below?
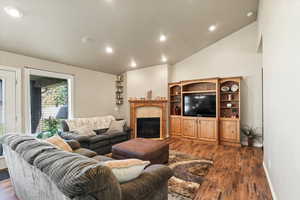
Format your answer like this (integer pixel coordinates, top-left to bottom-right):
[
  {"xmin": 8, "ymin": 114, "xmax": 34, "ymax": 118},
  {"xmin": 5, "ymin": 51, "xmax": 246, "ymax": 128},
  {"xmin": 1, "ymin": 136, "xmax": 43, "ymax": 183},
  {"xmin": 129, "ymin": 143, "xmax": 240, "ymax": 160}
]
[
  {"xmin": 120, "ymin": 165, "xmax": 173, "ymax": 199},
  {"xmin": 124, "ymin": 126, "xmax": 131, "ymax": 132},
  {"xmin": 142, "ymin": 164, "xmax": 173, "ymax": 181},
  {"xmin": 59, "ymin": 132, "xmax": 90, "ymax": 142},
  {"xmin": 65, "ymin": 139, "xmax": 81, "ymax": 150},
  {"xmin": 123, "ymin": 126, "xmax": 132, "ymax": 139}
]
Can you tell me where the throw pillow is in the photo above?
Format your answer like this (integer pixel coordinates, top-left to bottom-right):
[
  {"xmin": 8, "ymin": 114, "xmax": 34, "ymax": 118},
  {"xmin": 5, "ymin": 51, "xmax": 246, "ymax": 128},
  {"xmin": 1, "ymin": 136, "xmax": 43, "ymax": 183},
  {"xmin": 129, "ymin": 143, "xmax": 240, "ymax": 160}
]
[
  {"xmin": 72, "ymin": 126, "xmax": 96, "ymax": 136},
  {"xmin": 45, "ymin": 135, "xmax": 73, "ymax": 152},
  {"xmin": 106, "ymin": 120, "xmax": 126, "ymax": 134},
  {"xmin": 103, "ymin": 159, "xmax": 150, "ymax": 183}
]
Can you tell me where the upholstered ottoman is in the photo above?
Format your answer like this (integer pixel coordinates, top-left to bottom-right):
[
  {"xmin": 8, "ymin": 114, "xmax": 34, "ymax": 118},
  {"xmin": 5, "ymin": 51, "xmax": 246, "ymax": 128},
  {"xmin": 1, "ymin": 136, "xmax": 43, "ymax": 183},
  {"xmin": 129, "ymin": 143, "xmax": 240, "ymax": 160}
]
[{"xmin": 112, "ymin": 138, "xmax": 169, "ymax": 164}]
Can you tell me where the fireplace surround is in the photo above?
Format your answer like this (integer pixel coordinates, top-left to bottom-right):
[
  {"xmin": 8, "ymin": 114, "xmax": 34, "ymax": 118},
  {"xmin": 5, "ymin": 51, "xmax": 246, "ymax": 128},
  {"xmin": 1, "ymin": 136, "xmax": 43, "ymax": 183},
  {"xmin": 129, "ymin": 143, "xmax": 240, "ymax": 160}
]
[{"xmin": 129, "ymin": 99, "xmax": 167, "ymax": 139}]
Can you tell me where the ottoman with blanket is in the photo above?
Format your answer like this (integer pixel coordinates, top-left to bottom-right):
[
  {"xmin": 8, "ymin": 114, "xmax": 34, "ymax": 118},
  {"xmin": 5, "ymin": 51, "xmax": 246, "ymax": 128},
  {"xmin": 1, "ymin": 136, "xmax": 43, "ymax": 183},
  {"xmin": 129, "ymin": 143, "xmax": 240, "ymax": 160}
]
[{"xmin": 112, "ymin": 138, "xmax": 169, "ymax": 164}]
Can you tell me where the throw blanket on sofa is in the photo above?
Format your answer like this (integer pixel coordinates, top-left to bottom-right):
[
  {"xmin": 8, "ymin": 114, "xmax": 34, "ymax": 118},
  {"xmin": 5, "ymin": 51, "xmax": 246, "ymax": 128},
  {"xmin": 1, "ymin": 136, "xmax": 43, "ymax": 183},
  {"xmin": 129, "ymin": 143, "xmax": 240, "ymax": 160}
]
[{"xmin": 65, "ymin": 115, "xmax": 115, "ymax": 131}]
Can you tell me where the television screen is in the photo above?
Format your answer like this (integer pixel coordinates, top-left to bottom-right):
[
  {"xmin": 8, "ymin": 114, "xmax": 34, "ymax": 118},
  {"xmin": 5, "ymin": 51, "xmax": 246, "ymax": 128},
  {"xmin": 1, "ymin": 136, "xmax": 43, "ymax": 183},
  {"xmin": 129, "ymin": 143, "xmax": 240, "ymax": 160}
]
[{"xmin": 183, "ymin": 94, "xmax": 216, "ymax": 117}]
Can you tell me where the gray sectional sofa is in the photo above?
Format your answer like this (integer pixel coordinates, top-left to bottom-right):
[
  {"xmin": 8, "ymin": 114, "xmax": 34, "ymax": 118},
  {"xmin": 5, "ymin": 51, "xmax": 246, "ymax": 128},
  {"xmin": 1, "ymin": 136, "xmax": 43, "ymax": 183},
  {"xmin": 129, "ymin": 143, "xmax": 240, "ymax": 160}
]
[
  {"xmin": 60, "ymin": 116, "xmax": 131, "ymax": 155},
  {"xmin": 1, "ymin": 134, "xmax": 173, "ymax": 200}
]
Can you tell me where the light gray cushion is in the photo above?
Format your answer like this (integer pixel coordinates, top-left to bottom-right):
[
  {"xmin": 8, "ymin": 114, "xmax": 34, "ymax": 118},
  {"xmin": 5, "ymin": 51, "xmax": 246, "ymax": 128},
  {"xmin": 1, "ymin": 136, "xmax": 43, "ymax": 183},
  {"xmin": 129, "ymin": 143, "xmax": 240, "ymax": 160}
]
[
  {"xmin": 103, "ymin": 159, "xmax": 150, "ymax": 183},
  {"xmin": 106, "ymin": 120, "xmax": 126, "ymax": 134},
  {"xmin": 72, "ymin": 126, "xmax": 96, "ymax": 136}
]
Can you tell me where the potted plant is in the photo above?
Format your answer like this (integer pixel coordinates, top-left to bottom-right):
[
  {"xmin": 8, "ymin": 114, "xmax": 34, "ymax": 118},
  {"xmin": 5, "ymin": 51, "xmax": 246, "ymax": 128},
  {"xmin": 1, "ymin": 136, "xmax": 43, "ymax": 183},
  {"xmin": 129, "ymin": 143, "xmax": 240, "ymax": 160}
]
[
  {"xmin": 241, "ymin": 126, "xmax": 257, "ymax": 147},
  {"xmin": 37, "ymin": 117, "xmax": 60, "ymax": 139}
]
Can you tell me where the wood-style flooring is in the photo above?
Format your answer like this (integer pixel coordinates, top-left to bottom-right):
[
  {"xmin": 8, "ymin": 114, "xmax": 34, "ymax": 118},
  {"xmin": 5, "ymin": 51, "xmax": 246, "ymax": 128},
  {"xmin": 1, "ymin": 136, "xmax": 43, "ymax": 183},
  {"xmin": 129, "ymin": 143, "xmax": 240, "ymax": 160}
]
[
  {"xmin": 170, "ymin": 138, "xmax": 273, "ymax": 200},
  {"xmin": 0, "ymin": 138, "xmax": 272, "ymax": 200}
]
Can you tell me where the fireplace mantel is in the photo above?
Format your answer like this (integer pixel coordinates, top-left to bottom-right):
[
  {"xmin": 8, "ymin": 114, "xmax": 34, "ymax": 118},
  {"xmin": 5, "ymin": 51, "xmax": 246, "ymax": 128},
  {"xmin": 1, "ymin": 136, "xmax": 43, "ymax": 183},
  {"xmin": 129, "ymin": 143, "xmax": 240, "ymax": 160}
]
[{"xmin": 129, "ymin": 99, "xmax": 167, "ymax": 139}]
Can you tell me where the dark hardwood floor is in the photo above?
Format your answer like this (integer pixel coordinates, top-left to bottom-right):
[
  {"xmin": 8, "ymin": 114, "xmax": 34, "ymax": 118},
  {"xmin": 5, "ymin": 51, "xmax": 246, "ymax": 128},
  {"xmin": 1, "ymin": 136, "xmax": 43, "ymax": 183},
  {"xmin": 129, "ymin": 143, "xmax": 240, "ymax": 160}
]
[
  {"xmin": 0, "ymin": 138, "xmax": 272, "ymax": 200},
  {"xmin": 169, "ymin": 138, "xmax": 273, "ymax": 200}
]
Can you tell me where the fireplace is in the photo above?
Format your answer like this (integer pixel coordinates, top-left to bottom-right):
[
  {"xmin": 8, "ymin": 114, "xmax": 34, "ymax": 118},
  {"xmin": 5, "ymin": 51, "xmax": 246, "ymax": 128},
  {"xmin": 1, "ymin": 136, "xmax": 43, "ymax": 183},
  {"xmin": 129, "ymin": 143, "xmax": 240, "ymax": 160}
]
[
  {"xmin": 137, "ymin": 117, "xmax": 160, "ymax": 138},
  {"xmin": 129, "ymin": 99, "xmax": 167, "ymax": 139}
]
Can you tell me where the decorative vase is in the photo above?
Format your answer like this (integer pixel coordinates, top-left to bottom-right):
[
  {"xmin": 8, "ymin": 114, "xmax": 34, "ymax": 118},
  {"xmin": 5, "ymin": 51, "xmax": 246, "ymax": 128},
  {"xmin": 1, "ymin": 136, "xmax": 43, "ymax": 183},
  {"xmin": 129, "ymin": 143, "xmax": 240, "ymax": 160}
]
[
  {"xmin": 147, "ymin": 90, "xmax": 152, "ymax": 100},
  {"xmin": 175, "ymin": 106, "xmax": 181, "ymax": 115}
]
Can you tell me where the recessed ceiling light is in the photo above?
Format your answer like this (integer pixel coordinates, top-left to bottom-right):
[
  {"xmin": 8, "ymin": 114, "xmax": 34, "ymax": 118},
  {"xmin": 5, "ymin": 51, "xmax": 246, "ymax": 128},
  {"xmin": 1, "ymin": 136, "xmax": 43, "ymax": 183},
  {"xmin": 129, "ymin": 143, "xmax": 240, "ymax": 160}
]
[
  {"xmin": 161, "ymin": 55, "xmax": 168, "ymax": 63},
  {"xmin": 4, "ymin": 6, "xmax": 23, "ymax": 18},
  {"xmin": 159, "ymin": 34, "xmax": 167, "ymax": 42},
  {"xmin": 105, "ymin": 46, "xmax": 114, "ymax": 54},
  {"xmin": 130, "ymin": 60, "xmax": 137, "ymax": 68},
  {"xmin": 208, "ymin": 25, "xmax": 217, "ymax": 32},
  {"xmin": 247, "ymin": 12, "xmax": 254, "ymax": 17}
]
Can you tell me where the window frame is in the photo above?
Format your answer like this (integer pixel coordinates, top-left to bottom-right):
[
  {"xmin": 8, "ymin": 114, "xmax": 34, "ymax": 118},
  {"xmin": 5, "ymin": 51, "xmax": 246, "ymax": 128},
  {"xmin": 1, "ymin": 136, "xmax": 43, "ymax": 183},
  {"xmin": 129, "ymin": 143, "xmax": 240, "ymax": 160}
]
[{"xmin": 24, "ymin": 68, "xmax": 74, "ymax": 134}]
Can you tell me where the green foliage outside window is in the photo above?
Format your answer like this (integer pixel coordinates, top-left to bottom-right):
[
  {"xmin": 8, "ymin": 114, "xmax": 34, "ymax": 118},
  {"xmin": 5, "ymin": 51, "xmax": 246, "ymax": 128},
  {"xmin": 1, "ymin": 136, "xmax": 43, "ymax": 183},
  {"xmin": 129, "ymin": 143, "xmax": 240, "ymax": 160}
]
[{"xmin": 37, "ymin": 117, "xmax": 60, "ymax": 139}]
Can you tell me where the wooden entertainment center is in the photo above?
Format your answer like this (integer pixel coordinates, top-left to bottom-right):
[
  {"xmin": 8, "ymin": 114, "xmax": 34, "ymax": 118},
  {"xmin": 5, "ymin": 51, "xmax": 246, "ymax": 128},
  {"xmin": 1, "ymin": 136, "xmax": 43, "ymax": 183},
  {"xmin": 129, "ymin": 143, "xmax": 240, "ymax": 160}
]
[{"xmin": 169, "ymin": 77, "xmax": 241, "ymax": 146}]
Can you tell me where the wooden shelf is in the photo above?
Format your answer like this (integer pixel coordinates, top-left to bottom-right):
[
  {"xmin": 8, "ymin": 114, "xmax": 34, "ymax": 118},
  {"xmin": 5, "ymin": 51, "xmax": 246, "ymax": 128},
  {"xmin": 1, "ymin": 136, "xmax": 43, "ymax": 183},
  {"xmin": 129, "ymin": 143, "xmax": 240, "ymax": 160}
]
[
  {"xmin": 220, "ymin": 91, "xmax": 239, "ymax": 94},
  {"xmin": 220, "ymin": 118, "xmax": 240, "ymax": 120},
  {"xmin": 170, "ymin": 94, "xmax": 181, "ymax": 96},
  {"xmin": 221, "ymin": 100, "xmax": 239, "ymax": 102},
  {"xmin": 182, "ymin": 90, "xmax": 216, "ymax": 94},
  {"xmin": 221, "ymin": 107, "xmax": 239, "ymax": 109}
]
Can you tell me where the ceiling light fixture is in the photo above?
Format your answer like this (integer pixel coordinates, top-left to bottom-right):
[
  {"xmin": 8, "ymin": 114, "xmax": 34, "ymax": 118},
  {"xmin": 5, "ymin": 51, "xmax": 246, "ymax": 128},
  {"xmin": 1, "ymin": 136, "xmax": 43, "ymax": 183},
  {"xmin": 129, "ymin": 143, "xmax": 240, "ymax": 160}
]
[
  {"xmin": 208, "ymin": 25, "xmax": 217, "ymax": 32},
  {"xmin": 161, "ymin": 55, "xmax": 168, "ymax": 63},
  {"xmin": 247, "ymin": 11, "xmax": 254, "ymax": 17},
  {"xmin": 130, "ymin": 60, "xmax": 137, "ymax": 68},
  {"xmin": 105, "ymin": 46, "xmax": 114, "ymax": 54},
  {"xmin": 159, "ymin": 34, "xmax": 167, "ymax": 42},
  {"xmin": 4, "ymin": 6, "xmax": 23, "ymax": 18}
]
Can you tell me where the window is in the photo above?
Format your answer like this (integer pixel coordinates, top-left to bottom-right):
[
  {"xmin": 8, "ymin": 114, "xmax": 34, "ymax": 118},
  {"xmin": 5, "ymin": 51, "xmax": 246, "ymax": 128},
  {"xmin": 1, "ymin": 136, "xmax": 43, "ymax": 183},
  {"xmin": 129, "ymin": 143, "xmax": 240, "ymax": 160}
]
[{"xmin": 25, "ymin": 69, "xmax": 74, "ymax": 134}]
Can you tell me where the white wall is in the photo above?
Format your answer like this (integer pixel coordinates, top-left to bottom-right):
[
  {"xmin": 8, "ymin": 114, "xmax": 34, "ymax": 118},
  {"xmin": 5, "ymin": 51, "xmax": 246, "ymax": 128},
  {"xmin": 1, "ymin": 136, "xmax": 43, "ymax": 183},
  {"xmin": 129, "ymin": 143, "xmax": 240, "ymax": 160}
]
[
  {"xmin": 170, "ymin": 22, "xmax": 263, "ymax": 137},
  {"xmin": 260, "ymin": 0, "xmax": 300, "ymax": 199},
  {"xmin": 126, "ymin": 65, "xmax": 168, "ymax": 98},
  {"xmin": 122, "ymin": 64, "xmax": 168, "ymax": 124},
  {"xmin": 0, "ymin": 50, "xmax": 116, "ymax": 131}
]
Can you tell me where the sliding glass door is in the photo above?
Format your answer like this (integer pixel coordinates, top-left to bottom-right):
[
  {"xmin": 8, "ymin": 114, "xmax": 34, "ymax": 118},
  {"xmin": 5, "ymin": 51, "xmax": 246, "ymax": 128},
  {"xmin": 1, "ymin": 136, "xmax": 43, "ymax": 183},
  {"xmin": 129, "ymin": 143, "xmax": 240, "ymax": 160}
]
[
  {"xmin": 0, "ymin": 69, "xmax": 17, "ymax": 156},
  {"xmin": 25, "ymin": 69, "xmax": 74, "ymax": 135}
]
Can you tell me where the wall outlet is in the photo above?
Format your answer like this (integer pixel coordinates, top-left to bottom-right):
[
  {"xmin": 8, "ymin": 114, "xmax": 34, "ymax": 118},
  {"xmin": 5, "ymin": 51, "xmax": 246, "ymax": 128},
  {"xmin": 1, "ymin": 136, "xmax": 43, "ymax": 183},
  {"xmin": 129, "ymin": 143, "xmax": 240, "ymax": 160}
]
[{"xmin": 268, "ymin": 159, "xmax": 272, "ymax": 169}]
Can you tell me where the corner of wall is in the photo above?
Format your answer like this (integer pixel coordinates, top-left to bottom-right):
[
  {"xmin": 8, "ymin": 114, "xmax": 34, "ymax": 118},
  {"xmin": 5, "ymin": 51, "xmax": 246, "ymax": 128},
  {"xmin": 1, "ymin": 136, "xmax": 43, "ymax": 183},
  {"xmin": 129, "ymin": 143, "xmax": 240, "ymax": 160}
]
[{"xmin": 262, "ymin": 162, "xmax": 277, "ymax": 200}]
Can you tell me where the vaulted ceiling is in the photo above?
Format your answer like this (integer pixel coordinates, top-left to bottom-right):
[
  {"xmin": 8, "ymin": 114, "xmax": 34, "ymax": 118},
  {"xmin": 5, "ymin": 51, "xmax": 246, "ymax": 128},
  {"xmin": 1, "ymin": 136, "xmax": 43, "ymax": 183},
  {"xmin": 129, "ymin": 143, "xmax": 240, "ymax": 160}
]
[{"xmin": 0, "ymin": 0, "xmax": 258, "ymax": 74}]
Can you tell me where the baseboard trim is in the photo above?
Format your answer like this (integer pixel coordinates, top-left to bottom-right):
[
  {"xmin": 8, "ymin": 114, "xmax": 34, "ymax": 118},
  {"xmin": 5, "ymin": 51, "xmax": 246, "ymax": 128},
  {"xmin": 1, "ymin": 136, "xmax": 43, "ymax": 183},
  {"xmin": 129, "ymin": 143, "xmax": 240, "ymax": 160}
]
[{"xmin": 263, "ymin": 161, "xmax": 277, "ymax": 200}]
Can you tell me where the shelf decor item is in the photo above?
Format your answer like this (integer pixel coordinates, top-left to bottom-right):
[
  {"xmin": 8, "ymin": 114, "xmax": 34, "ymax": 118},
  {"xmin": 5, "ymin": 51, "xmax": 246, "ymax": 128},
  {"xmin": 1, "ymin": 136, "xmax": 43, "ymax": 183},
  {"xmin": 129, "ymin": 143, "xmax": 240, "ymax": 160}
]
[
  {"xmin": 231, "ymin": 84, "xmax": 239, "ymax": 92},
  {"xmin": 147, "ymin": 90, "xmax": 152, "ymax": 100},
  {"xmin": 226, "ymin": 103, "xmax": 232, "ymax": 108},
  {"xmin": 116, "ymin": 74, "xmax": 124, "ymax": 105},
  {"xmin": 221, "ymin": 86, "xmax": 230, "ymax": 92}
]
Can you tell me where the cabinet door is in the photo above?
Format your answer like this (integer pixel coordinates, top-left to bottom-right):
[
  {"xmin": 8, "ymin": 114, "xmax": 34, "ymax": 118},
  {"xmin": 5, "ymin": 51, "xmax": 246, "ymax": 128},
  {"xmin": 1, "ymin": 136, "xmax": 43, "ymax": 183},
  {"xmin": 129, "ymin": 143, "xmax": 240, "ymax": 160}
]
[
  {"xmin": 198, "ymin": 120, "xmax": 217, "ymax": 140},
  {"xmin": 220, "ymin": 120, "xmax": 239, "ymax": 141},
  {"xmin": 182, "ymin": 118, "xmax": 197, "ymax": 138},
  {"xmin": 170, "ymin": 117, "xmax": 181, "ymax": 136}
]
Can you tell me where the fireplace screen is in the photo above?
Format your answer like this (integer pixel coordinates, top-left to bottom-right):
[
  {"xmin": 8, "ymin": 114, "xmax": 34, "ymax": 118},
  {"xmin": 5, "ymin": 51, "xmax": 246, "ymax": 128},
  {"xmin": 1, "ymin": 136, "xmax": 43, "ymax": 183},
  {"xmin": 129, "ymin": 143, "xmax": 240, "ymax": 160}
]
[{"xmin": 137, "ymin": 117, "xmax": 160, "ymax": 138}]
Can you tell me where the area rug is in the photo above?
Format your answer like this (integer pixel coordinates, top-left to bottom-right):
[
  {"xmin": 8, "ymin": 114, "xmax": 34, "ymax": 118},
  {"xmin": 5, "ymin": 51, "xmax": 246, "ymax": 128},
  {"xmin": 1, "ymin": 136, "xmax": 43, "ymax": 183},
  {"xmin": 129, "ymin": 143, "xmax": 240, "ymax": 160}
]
[{"xmin": 167, "ymin": 151, "xmax": 213, "ymax": 200}]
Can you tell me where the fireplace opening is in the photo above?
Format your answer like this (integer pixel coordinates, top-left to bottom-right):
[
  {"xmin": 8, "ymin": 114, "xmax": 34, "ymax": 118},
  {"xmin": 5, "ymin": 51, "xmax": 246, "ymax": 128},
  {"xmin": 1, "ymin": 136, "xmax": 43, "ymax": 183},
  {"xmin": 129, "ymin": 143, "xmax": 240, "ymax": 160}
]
[{"xmin": 137, "ymin": 117, "xmax": 160, "ymax": 138}]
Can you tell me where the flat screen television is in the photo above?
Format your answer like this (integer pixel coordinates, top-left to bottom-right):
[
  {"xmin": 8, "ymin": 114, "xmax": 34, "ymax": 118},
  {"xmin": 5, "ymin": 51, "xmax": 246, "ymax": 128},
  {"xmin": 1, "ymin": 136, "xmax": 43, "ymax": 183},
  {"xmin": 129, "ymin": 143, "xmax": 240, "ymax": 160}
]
[{"xmin": 183, "ymin": 93, "xmax": 216, "ymax": 117}]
